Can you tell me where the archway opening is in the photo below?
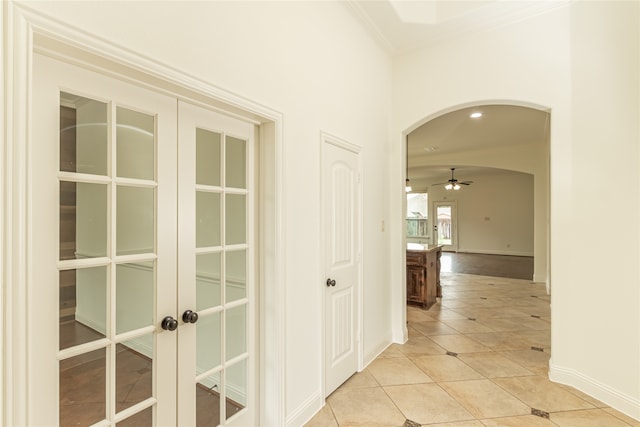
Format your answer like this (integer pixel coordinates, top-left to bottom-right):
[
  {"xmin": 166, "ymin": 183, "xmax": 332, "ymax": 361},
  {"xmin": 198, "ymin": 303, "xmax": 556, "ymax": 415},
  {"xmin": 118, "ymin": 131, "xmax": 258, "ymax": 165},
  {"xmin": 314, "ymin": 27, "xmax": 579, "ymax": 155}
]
[
  {"xmin": 404, "ymin": 103, "xmax": 550, "ymax": 282},
  {"xmin": 401, "ymin": 101, "xmax": 551, "ymax": 349}
]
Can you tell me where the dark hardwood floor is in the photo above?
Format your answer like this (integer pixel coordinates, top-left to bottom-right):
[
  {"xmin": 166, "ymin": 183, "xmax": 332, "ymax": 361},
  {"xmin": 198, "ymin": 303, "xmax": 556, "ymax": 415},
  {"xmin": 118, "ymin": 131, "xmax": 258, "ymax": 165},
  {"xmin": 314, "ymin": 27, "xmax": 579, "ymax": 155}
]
[
  {"xmin": 59, "ymin": 321, "xmax": 243, "ymax": 426},
  {"xmin": 441, "ymin": 252, "xmax": 534, "ymax": 280}
]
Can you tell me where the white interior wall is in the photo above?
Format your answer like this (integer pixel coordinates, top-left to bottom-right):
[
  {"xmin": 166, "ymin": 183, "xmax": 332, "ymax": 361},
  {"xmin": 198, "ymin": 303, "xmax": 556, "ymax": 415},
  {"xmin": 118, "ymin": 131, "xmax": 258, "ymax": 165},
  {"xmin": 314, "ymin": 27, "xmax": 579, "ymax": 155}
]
[
  {"xmin": 409, "ymin": 140, "xmax": 548, "ymax": 280},
  {"xmin": 428, "ymin": 172, "xmax": 534, "ymax": 257},
  {"xmin": 550, "ymin": 0, "xmax": 639, "ymax": 418},
  {"xmin": 21, "ymin": 1, "xmax": 393, "ymax": 424},
  {"xmin": 392, "ymin": 2, "xmax": 640, "ymax": 419}
]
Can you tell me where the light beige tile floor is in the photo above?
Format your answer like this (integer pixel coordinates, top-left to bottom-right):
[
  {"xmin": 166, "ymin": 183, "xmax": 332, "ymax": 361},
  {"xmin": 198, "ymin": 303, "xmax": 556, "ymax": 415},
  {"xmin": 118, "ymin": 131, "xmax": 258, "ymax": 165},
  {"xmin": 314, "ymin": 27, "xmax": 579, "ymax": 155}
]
[{"xmin": 305, "ymin": 272, "xmax": 640, "ymax": 427}]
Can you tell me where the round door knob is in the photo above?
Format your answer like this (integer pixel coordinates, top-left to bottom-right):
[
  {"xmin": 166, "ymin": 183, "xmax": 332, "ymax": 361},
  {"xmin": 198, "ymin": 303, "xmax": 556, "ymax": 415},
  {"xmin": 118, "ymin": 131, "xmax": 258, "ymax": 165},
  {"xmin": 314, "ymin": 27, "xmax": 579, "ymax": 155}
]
[
  {"xmin": 326, "ymin": 278, "xmax": 336, "ymax": 287},
  {"xmin": 182, "ymin": 310, "xmax": 199, "ymax": 324},
  {"xmin": 161, "ymin": 316, "xmax": 178, "ymax": 331}
]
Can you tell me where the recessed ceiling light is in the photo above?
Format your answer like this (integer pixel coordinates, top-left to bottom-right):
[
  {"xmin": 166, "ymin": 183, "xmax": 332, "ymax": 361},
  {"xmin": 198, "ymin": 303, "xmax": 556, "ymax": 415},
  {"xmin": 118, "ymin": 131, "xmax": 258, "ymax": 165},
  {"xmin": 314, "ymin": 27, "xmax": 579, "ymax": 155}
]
[
  {"xmin": 470, "ymin": 112, "xmax": 482, "ymax": 118},
  {"xmin": 424, "ymin": 145, "xmax": 440, "ymax": 152}
]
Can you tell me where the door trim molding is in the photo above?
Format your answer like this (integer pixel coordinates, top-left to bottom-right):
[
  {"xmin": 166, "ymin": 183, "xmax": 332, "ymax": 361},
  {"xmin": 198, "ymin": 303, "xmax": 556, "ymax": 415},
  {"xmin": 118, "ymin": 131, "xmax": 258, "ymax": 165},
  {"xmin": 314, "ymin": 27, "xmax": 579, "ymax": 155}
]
[
  {"xmin": 3, "ymin": 2, "xmax": 286, "ymax": 425},
  {"xmin": 322, "ymin": 131, "xmax": 362, "ymax": 154},
  {"xmin": 319, "ymin": 130, "xmax": 364, "ymax": 401}
]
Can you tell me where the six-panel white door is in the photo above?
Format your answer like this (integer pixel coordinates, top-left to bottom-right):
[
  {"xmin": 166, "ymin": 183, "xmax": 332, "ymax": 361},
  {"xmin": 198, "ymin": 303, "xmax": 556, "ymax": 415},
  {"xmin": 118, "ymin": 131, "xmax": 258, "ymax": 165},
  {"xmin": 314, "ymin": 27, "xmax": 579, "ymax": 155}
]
[{"xmin": 30, "ymin": 53, "xmax": 256, "ymax": 426}]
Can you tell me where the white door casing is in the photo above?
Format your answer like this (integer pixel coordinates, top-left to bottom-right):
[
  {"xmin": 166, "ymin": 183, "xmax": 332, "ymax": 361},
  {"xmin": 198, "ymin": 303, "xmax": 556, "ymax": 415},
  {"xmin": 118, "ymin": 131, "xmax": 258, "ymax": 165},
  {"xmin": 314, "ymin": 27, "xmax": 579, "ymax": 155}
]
[
  {"xmin": 5, "ymin": 5, "xmax": 285, "ymax": 426},
  {"xmin": 30, "ymin": 53, "xmax": 258, "ymax": 426},
  {"xmin": 322, "ymin": 133, "xmax": 362, "ymax": 397}
]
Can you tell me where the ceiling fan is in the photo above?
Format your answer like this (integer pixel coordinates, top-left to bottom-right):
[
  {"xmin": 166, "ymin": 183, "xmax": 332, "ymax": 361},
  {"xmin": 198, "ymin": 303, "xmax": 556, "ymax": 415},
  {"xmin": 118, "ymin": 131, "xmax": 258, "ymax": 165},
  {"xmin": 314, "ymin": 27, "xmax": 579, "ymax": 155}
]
[{"xmin": 432, "ymin": 168, "xmax": 473, "ymax": 190}]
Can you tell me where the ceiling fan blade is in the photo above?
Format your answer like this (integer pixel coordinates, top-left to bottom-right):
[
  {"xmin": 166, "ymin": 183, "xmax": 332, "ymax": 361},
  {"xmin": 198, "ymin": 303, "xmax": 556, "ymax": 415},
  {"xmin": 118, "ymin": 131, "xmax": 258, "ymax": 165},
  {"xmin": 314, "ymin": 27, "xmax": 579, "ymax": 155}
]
[
  {"xmin": 431, "ymin": 182, "xmax": 449, "ymax": 186},
  {"xmin": 459, "ymin": 181, "xmax": 473, "ymax": 185}
]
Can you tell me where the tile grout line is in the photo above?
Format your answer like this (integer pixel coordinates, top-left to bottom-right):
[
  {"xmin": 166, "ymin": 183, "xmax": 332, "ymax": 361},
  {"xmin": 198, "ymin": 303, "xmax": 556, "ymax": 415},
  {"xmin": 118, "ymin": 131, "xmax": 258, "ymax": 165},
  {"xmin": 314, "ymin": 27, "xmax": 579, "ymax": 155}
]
[{"xmin": 312, "ymin": 271, "xmax": 635, "ymax": 427}]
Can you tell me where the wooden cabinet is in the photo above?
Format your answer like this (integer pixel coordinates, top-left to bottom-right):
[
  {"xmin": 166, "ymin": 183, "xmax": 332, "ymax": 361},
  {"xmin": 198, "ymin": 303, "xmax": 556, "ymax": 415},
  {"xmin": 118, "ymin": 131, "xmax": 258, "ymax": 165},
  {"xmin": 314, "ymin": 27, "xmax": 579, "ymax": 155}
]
[
  {"xmin": 406, "ymin": 251, "xmax": 429, "ymax": 307},
  {"xmin": 406, "ymin": 244, "xmax": 442, "ymax": 309}
]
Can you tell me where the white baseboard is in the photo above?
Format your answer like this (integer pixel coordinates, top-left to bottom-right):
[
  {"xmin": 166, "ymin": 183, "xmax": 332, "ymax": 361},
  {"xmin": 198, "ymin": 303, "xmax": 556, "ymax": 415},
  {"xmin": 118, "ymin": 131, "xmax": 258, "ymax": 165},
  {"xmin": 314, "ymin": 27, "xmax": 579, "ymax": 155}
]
[
  {"xmin": 292, "ymin": 339, "xmax": 396, "ymax": 426},
  {"xmin": 364, "ymin": 338, "xmax": 394, "ymax": 367},
  {"xmin": 457, "ymin": 248, "xmax": 534, "ymax": 257},
  {"xmin": 75, "ymin": 314, "xmax": 153, "ymax": 358},
  {"xmin": 286, "ymin": 390, "xmax": 323, "ymax": 427},
  {"xmin": 549, "ymin": 362, "xmax": 640, "ymax": 421},
  {"xmin": 74, "ymin": 313, "xmax": 105, "ymax": 337},
  {"xmin": 533, "ymin": 273, "xmax": 547, "ymax": 284}
]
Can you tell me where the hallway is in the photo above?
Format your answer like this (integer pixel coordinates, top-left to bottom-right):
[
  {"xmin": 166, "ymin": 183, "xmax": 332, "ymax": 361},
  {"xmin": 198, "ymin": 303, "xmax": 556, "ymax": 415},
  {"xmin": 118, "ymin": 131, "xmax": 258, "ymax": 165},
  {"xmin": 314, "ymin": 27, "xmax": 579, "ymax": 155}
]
[{"xmin": 306, "ymin": 271, "xmax": 638, "ymax": 427}]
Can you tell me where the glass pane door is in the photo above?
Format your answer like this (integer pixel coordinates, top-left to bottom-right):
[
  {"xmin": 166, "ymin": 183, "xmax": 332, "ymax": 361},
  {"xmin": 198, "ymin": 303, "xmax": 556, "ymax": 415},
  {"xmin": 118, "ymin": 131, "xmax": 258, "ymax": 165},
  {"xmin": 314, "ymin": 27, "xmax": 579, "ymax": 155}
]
[
  {"xmin": 32, "ymin": 52, "xmax": 256, "ymax": 427},
  {"xmin": 434, "ymin": 202, "xmax": 457, "ymax": 251},
  {"xmin": 177, "ymin": 102, "xmax": 256, "ymax": 427},
  {"xmin": 31, "ymin": 53, "xmax": 178, "ymax": 426},
  {"xmin": 58, "ymin": 92, "xmax": 159, "ymax": 426},
  {"xmin": 436, "ymin": 205, "xmax": 452, "ymax": 245}
]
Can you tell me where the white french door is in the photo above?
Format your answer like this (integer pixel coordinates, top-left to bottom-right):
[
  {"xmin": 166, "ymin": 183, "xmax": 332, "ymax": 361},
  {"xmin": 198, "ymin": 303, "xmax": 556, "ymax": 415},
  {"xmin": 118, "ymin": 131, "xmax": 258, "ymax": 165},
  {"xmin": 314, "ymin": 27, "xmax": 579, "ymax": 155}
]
[
  {"xmin": 30, "ymin": 53, "xmax": 256, "ymax": 426},
  {"xmin": 176, "ymin": 101, "xmax": 257, "ymax": 427}
]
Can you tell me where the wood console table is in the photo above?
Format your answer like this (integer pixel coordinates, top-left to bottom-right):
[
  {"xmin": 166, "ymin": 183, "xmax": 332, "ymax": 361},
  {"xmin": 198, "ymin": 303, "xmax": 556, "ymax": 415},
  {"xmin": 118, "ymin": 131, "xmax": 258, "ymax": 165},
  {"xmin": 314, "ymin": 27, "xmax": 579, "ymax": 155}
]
[{"xmin": 406, "ymin": 243, "xmax": 442, "ymax": 309}]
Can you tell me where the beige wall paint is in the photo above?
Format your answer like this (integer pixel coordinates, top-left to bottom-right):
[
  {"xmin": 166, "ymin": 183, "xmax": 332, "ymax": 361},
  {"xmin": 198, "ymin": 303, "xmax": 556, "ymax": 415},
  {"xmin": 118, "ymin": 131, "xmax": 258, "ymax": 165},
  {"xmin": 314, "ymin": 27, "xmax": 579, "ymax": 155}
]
[
  {"xmin": 391, "ymin": 0, "xmax": 570, "ymax": 345},
  {"xmin": 392, "ymin": 2, "xmax": 639, "ymax": 419},
  {"xmin": 409, "ymin": 141, "xmax": 548, "ymax": 280},
  {"xmin": 6, "ymin": 0, "xmax": 640, "ymax": 422},
  {"xmin": 15, "ymin": 1, "xmax": 393, "ymax": 424},
  {"xmin": 559, "ymin": 0, "xmax": 639, "ymax": 417},
  {"xmin": 428, "ymin": 172, "xmax": 534, "ymax": 257}
]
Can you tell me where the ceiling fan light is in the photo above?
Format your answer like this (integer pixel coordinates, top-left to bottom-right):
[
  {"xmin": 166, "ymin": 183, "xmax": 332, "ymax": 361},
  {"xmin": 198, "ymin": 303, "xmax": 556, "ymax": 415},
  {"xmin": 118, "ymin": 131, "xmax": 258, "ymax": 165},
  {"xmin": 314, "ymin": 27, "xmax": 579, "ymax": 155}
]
[
  {"xmin": 445, "ymin": 183, "xmax": 453, "ymax": 190},
  {"xmin": 453, "ymin": 184, "xmax": 461, "ymax": 190}
]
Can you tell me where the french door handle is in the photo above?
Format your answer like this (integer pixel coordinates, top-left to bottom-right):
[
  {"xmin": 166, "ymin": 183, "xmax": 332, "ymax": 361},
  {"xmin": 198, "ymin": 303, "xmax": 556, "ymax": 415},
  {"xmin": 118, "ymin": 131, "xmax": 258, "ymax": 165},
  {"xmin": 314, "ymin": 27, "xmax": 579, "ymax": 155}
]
[
  {"xmin": 161, "ymin": 316, "xmax": 179, "ymax": 331},
  {"xmin": 182, "ymin": 310, "xmax": 199, "ymax": 324}
]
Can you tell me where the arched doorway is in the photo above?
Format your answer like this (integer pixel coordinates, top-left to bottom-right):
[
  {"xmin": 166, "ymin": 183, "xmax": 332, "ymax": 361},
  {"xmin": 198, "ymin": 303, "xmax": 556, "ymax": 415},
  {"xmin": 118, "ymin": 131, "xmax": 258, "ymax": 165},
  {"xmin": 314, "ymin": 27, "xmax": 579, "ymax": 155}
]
[{"xmin": 401, "ymin": 101, "xmax": 550, "ymax": 341}]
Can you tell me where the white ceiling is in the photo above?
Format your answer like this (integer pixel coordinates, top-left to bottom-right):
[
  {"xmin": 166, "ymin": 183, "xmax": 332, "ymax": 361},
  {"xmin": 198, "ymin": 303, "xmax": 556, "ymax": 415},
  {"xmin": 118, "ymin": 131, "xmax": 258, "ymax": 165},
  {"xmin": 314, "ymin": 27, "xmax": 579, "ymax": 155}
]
[
  {"xmin": 407, "ymin": 104, "xmax": 549, "ymax": 183},
  {"xmin": 346, "ymin": 0, "xmax": 569, "ymax": 54},
  {"xmin": 345, "ymin": 0, "xmax": 556, "ymax": 185},
  {"xmin": 408, "ymin": 105, "xmax": 549, "ymax": 157}
]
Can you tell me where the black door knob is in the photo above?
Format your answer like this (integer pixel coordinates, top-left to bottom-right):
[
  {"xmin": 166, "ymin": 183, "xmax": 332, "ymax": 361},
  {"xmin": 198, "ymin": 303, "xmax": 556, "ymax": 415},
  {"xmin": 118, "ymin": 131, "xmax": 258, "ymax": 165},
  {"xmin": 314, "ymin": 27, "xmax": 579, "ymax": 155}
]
[
  {"xmin": 326, "ymin": 278, "xmax": 336, "ymax": 287},
  {"xmin": 161, "ymin": 316, "xmax": 178, "ymax": 331},
  {"xmin": 182, "ymin": 310, "xmax": 199, "ymax": 324}
]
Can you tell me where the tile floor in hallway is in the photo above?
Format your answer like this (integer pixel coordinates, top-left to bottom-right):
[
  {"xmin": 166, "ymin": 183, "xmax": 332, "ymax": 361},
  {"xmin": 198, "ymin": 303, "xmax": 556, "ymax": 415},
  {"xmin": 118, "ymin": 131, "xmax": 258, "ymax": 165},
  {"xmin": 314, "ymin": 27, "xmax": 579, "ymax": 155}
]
[{"xmin": 305, "ymin": 272, "xmax": 640, "ymax": 427}]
